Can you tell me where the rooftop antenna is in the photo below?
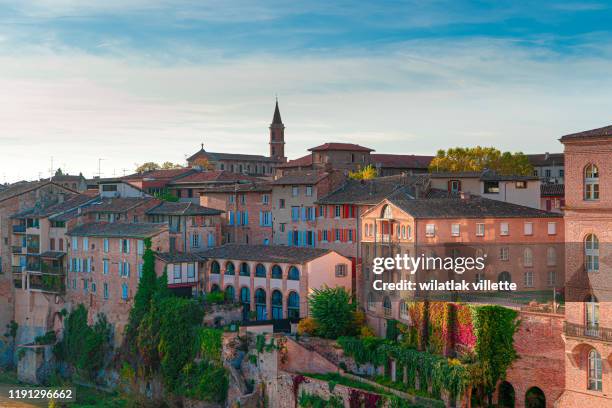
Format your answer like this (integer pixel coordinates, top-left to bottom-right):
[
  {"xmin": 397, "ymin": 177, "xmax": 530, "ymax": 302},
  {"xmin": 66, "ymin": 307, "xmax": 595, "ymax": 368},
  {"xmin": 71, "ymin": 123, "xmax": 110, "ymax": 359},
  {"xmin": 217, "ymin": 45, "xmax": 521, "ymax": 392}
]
[{"xmin": 122, "ymin": 168, "xmax": 129, "ymax": 176}]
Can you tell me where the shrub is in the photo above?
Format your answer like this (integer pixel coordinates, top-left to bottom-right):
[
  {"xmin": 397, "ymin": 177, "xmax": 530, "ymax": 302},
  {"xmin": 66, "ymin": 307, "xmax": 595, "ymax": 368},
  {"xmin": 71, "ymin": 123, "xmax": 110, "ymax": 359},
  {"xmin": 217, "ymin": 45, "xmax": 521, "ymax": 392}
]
[
  {"xmin": 360, "ymin": 326, "xmax": 376, "ymax": 338},
  {"xmin": 309, "ymin": 286, "xmax": 356, "ymax": 339},
  {"xmin": 297, "ymin": 318, "xmax": 318, "ymax": 335}
]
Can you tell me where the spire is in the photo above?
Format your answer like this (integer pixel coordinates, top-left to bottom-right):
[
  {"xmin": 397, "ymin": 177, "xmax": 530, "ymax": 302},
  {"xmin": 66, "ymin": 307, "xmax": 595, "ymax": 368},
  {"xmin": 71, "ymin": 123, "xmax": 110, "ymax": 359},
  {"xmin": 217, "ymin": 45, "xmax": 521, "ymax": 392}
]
[{"xmin": 272, "ymin": 98, "xmax": 283, "ymax": 125}]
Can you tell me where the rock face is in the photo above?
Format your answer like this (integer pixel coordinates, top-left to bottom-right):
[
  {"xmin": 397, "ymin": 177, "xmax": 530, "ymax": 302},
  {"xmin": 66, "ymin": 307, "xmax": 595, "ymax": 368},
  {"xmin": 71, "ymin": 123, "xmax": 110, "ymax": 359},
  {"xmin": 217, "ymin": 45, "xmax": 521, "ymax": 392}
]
[{"xmin": 17, "ymin": 345, "xmax": 54, "ymax": 385}]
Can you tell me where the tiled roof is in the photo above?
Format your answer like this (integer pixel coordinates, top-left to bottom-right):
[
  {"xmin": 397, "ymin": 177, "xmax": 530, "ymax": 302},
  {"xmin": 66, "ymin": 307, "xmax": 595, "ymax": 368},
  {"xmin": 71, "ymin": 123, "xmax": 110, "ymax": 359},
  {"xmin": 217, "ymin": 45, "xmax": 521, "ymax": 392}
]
[
  {"xmin": 123, "ymin": 168, "xmax": 196, "ymax": 181},
  {"xmin": 317, "ymin": 176, "xmax": 423, "ymax": 205},
  {"xmin": 49, "ymin": 174, "xmax": 85, "ymax": 182},
  {"xmin": 276, "ymin": 154, "xmax": 313, "ymax": 169},
  {"xmin": 155, "ymin": 252, "xmax": 207, "ymax": 263},
  {"xmin": 388, "ymin": 196, "xmax": 560, "ymax": 219},
  {"xmin": 187, "ymin": 148, "xmax": 278, "ymax": 163},
  {"xmin": 526, "ymin": 153, "xmax": 564, "ymax": 167},
  {"xmin": 560, "ymin": 125, "xmax": 612, "ymax": 142},
  {"xmin": 0, "ymin": 181, "xmax": 75, "ymax": 204},
  {"xmin": 272, "ymin": 171, "xmax": 330, "ymax": 185},
  {"xmin": 198, "ymin": 182, "xmax": 272, "ymax": 193},
  {"xmin": 11, "ymin": 194, "xmax": 98, "ymax": 219},
  {"xmin": 67, "ymin": 222, "xmax": 167, "ymax": 238},
  {"xmin": 83, "ymin": 197, "xmax": 156, "ymax": 213},
  {"xmin": 541, "ymin": 183, "xmax": 564, "ymax": 197},
  {"xmin": 429, "ymin": 171, "xmax": 482, "ymax": 178},
  {"xmin": 195, "ymin": 244, "xmax": 333, "ymax": 264},
  {"xmin": 308, "ymin": 143, "xmax": 374, "ymax": 152},
  {"xmin": 429, "ymin": 170, "xmax": 538, "ymax": 181},
  {"xmin": 146, "ymin": 201, "xmax": 223, "ymax": 216},
  {"xmin": 170, "ymin": 171, "xmax": 263, "ymax": 185},
  {"xmin": 371, "ymin": 154, "xmax": 433, "ymax": 169}
]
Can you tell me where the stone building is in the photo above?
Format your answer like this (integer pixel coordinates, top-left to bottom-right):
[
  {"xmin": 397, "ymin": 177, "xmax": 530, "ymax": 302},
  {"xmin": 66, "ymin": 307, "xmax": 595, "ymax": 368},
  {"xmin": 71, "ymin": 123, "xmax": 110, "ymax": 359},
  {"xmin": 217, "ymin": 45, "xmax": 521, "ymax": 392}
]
[
  {"xmin": 528, "ymin": 153, "xmax": 565, "ymax": 184},
  {"xmin": 186, "ymin": 101, "xmax": 287, "ymax": 176},
  {"xmin": 198, "ymin": 182, "xmax": 273, "ymax": 245},
  {"xmin": 558, "ymin": 125, "xmax": 612, "ymax": 408}
]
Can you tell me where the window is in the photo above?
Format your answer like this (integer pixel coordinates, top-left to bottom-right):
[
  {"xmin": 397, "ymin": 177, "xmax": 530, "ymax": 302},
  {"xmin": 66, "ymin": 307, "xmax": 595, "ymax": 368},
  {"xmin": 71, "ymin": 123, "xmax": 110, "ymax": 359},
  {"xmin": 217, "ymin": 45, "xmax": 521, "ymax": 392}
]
[
  {"xmin": 585, "ymin": 295, "xmax": 599, "ymax": 331},
  {"xmin": 103, "ymin": 259, "xmax": 109, "ymax": 275},
  {"xmin": 335, "ymin": 264, "xmax": 347, "ymax": 277},
  {"xmin": 187, "ymin": 263, "xmax": 195, "ymax": 279},
  {"xmin": 121, "ymin": 283, "xmax": 128, "ymax": 300},
  {"xmin": 291, "ymin": 206, "xmax": 300, "ymax": 221},
  {"xmin": 483, "ymin": 181, "xmax": 500, "ymax": 194},
  {"xmin": 138, "ymin": 263, "xmax": 143, "ymax": 279},
  {"xmin": 547, "ymin": 222, "xmax": 557, "ymax": 235},
  {"xmin": 240, "ymin": 262, "xmax": 250, "ymax": 276},
  {"xmin": 367, "ymin": 292, "xmax": 376, "ymax": 311},
  {"xmin": 476, "ymin": 223, "xmax": 485, "ymax": 237},
  {"xmin": 292, "ymin": 186, "xmax": 299, "ymax": 197},
  {"xmin": 210, "ymin": 261, "xmax": 220, "ymax": 274},
  {"xmin": 335, "ymin": 229, "xmax": 341, "ymax": 241},
  {"xmin": 425, "ymin": 224, "xmax": 435, "ymax": 237},
  {"xmin": 499, "ymin": 247, "xmax": 509, "ymax": 261},
  {"xmin": 120, "ymin": 239, "xmax": 130, "ymax": 254},
  {"xmin": 72, "ymin": 237, "xmax": 78, "ymax": 250},
  {"xmin": 523, "ymin": 248, "xmax": 533, "ymax": 267},
  {"xmin": 401, "ymin": 225, "xmax": 406, "ymax": 239},
  {"xmin": 547, "ymin": 247, "xmax": 556, "ymax": 266},
  {"xmin": 524, "ymin": 222, "xmax": 533, "ymax": 236},
  {"xmin": 104, "ymin": 283, "xmax": 109, "ymax": 299},
  {"xmin": 500, "ymin": 222, "xmax": 509, "ymax": 236},
  {"xmin": 229, "ymin": 195, "xmax": 235, "ymax": 204},
  {"xmin": 383, "ymin": 297, "xmax": 392, "ymax": 317},
  {"xmin": 137, "ymin": 240, "xmax": 144, "ymax": 255},
  {"xmin": 451, "ymin": 224, "xmax": 460, "ymax": 237},
  {"xmin": 262, "ymin": 194, "xmax": 270, "ymax": 204},
  {"xmin": 240, "ymin": 194, "xmax": 246, "ymax": 205},
  {"xmin": 225, "ymin": 262, "xmax": 235, "ymax": 275},
  {"xmin": 83, "ymin": 280, "xmax": 89, "ymax": 292},
  {"xmin": 515, "ymin": 180, "xmax": 527, "ymax": 189},
  {"xmin": 83, "ymin": 238, "xmax": 88, "ymax": 251},
  {"xmin": 288, "ymin": 292, "xmax": 300, "ymax": 319},
  {"xmin": 545, "ymin": 169, "xmax": 551, "ymax": 178},
  {"xmin": 271, "ymin": 265, "xmax": 282, "ymax": 279},
  {"xmin": 173, "ymin": 264, "xmax": 181, "ymax": 280},
  {"xmin": 547, "ymin": 271, "xmax": 556, "ymax": 286},
  {"xmin": 305, "ymin": 186, "xmax": 313, "ymax": 196},
  {"xmin": 523, "ymin": 271, "xmax": 534, "ymax": 287},
  {"xmin": 102, "ymin": 184, "xmax": 117, "ymax": 192},
  {"xmin": 584, "ymin": 164, "xmax": 599, "ymax": 200},
  {"xmin": 322, "ymin": 230, "xmax": 328, "ymax": 242},
  {"xmin": 288, "ymin": 266, "xmax": 300, "ymax": 280},
  {"xmin": 450, "ymin": 180, "xmax": 460, "ymax": 193},
  {"xmin": 335, "ymin": 205, "xmax": 342, "ymax": 218},
  {"xmin": 382, "ymin": 205, "xmax": 392, "ymax": 219},
  {"xmin": 279, "ymin": 198, "xmax": 285, "ymax": 208},
  {"xmin": 399, "ymin": 300, "xmax": 408, "ymax": 320},
  {"xmin": 103, "ymin": 238, "xmax": 109, "ymax": 253},
  {"xmin": 585, "ymin": 234, "xmax": 599, "ymax": 272},
  {"xmin": 120, "ymin": 262, "xmax": 130, "ymax": 277},
  {"xmin": 255, "ymin": 264, "xmax": 266, "ymax": 277},
  {"xmin": 191, "ymin": 234, "xmax": 200, "ymax": 248},
  {"xmin": 588, "ymin": 350, "xmax": 602, "ymax": 391},
  {"xmin": 91, "ymin": 282, "xmax": 96, "ymax": 293}
]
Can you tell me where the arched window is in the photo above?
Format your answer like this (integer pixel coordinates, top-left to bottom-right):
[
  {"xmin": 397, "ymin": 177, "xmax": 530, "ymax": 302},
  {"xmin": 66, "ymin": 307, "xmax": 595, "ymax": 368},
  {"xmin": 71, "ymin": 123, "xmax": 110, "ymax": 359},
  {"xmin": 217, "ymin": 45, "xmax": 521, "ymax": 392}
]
[
  {"xmin": 225, "ymin": 285, "xmax": 235, "ymax": 301},
  {"xmin": 585, "ymin": 295, "xmax": 599, "ymax": 333},
  {"xmin": 271, "ymin": 265, "xmax": 282, "ymax": 279},
  {"xmin": 367, "ymin": 292, "xmax": 376, "ymax": 311},
  {"xmin": 211, "ymin": 284, "xmax": 220, "ymax": 292},
  {"xmin": 381, "ymin": 205, "xmax": 392, "ymax": 219},
  {"xmin": 225, "ymin": 262, "xmax": 235, "ymax": 275},
  {"xmin": 547, "ymin": 247, "xmax": 556, "ymax": 266},
  {"xmin": 406, "ymin": 225, "xmax": 412, "ymax": 239},
  {"xmin": 255, "ymin": 263, "xmax": 266, "ymax": 278},
  {"xmin": 240, "ymin": 262, "xmax": 250, "ymax": 276},
  {"xmin": 255, "ymin": 288, "xmax": 267, "ymax": 320},
  {"xmin": 524, "ymin": 386, "xmax": 545, "ymax": 408},
  {"xmin": 240, "ymin": 287, "xmax": 250, "ymax": 321},
  {"xmin": 287, "ymin": 292, "xmax": 300, "ymax": 319},
  {"xmin": 401, "ymin": 225, "xmax": 406, "ymax": 239},
  {"xmin": 497, "ymin": 271, "xmax": 511, "ymax": 289},
  {"xmin": 585, "ymin": 234, "xmax": 599, "ymax": 272},
  {"xmin": 271, "ymin": 290, "xmax": 283, "ymax": 320},
  {"xmin": 588, "ymin": 349, "xmax": 602, "ymax": 391},
  {"xmin": 383, "ymin": 296, "xmax": 392, "ymax": 317},
  {"xmin": 287, "ymin": 266, "xmax": 300, "ymax": 280},
  {"xmin": 399, "ymin": 300, "xmax": 408, "ymax": 320},
  {"xmin": 210, "ymin": 261, "xmax": 220, "ymax": 274},
  {"xmin": 523, "ymin": 248, "xmax": 533, "ymax": 267},
  {"xmin": 584, "ymin": 164, "xmax": 599, "ymax": 200}
]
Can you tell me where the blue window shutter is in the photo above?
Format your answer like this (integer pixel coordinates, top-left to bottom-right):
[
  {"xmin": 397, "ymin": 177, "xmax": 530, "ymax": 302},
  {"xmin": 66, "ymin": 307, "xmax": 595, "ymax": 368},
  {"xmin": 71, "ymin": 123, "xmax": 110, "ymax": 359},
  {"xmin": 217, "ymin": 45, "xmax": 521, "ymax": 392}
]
[
  {"xmin": 301, "ymin": 207, "xmax": 306, "ymax": 221},
  {"xmin": 229, "ymin": 211, "xmax": 234, "ymax": 225},
  {"xmin": 287, "ymin": 232, "xmax": 292, "ymax": 246},
  {"xmin": 245, "ymin": 210, "xmax": 248, "ymax": 225},
  {"xmin": 259, "ymin": 211, "xmax": 263, "ymax": 226},
  {"xmin": 298, "ymin": 231, "xmax": 303, "ymax": 247},
  {"xmin": 236, "ymin": 211, "xmax": 241, "ymax": 225}
]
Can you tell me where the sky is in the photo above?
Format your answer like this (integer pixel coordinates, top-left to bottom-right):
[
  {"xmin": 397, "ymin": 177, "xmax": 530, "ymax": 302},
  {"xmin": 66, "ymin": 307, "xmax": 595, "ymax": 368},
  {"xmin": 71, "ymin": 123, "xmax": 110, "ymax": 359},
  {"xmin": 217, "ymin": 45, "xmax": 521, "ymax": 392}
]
[{"xmin": 1, "ymin": 1, "xmax": 612, "ymax": 182}]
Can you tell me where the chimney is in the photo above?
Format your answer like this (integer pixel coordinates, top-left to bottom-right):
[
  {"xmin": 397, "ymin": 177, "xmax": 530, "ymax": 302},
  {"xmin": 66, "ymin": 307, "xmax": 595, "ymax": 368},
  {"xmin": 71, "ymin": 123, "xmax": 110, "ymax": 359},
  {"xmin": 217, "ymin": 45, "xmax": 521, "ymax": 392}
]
[{"xmin": 545, "ymin": 152, "xmax": 549, "ymax": 161}]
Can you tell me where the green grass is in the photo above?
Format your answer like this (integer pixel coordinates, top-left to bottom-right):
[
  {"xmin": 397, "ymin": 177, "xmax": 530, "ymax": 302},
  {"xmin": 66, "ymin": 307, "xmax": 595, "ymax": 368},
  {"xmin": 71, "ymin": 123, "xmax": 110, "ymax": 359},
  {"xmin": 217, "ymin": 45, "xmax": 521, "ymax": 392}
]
[
  {"xmin": 0, "ymin": 369, "xmax": 21, "ymax": 385},
  {"xmin": 303, "ymin": 372, "xmax": 392, "ymax": 396},
  {"xmin": 70, "ymin": 385, "xmax": 128, "ymax": 408}
]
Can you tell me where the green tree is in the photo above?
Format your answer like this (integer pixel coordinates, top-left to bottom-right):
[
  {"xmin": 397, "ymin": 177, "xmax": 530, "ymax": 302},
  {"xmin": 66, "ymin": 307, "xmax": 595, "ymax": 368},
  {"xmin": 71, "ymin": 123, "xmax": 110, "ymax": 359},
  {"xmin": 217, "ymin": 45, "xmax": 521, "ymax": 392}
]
[
  {"xmin": 135, "ymin": 162, "xmax": 161, "ymax": 173},
  {"xmin": 309, "ymin": 287, "xmax": 356, "ymax": 339},
  {"xmin": 428, "ymin": 146, "xmax": 533, "ymax": 175},
  {"xmin": 348, "ymin": 164, "xmax": 377, "ymax": 180},
  {"xmin": 125, "ymin": 238, "xmax": 155, "ymax": 346},
  {"xmin": 161, "ymin": 161, "xmax": 184, "ymax": 170},
  {"xmin": 153, "ymin": 188, "xmax": 179, "ymax": 202}
]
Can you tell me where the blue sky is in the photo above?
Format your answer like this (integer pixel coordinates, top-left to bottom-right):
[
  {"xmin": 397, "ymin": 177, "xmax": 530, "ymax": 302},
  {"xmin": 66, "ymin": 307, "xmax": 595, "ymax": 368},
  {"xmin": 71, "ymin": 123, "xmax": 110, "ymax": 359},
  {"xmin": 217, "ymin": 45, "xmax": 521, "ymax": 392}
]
[{"xmin": 1, "ymin": 1, "xmax": 611, "ymax": 181}]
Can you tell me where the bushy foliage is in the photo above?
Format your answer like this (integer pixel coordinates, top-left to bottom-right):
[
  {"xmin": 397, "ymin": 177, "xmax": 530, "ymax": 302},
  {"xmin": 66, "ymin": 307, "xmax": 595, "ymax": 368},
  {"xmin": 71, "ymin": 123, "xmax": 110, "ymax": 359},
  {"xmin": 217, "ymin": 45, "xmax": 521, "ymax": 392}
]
[
  {"xmin": 297, "ymin": 317, "xmax": 318, "ymax": 335},
  {"xmin": 429, "ymin": 146, "xmax": 533, "ymax": 175},
  {"xmin": 179, "ymin": 361, "xmax": 228, "ymax": 403},
  {"xmin": 308, "ymin": 287, "xmax": 356, "ymax": 339},
  {"xmin": 348, "ymin": 164, "xmax": 377, "ymax": 180},
  {"xmin": 298, "ymin": 391, "xmax": 343, "ymax": 408},
  {"xmin": 125, "ymin": 238, "xmax": 156, "ymax": 345}
]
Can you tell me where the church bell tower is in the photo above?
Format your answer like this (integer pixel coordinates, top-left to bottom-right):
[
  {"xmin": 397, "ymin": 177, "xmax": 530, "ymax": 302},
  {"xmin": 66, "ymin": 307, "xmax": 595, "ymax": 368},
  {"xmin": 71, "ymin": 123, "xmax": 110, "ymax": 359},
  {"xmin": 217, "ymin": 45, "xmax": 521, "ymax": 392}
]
[{"xmin": 269, "ymin": 99, "xmax": 286, "ymax": 162}]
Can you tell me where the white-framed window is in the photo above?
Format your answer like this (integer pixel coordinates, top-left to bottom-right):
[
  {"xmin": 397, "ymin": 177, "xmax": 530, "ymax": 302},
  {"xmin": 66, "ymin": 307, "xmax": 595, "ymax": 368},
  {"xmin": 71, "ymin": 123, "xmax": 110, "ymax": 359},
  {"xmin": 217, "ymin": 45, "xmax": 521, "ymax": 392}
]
[
  {"xmin": 72, "ymin": 237, "xmax": 78, "ymax": 250},
  {"xmin": 451, "ymin": 223, "xmax": 460, "ymax": 237},
  {"xmin": 425, "ymin": 224, "xmax": 435, "ymax": 237},
  {"xmin": 322, "ymin": 230, "xmax": 328, "ymax": 242},
  {"xmin": 584, "ymin": 164, "xmax": 599, "ymax": 201},
  {"xmin": 137, "ymin": 240, "xmax": 144, "ymax": 255},
  {"xmin": 262, "ymin": 194, "xmax": 270, "ymax": 204},
  {"xmin": 585, "ymin": 234, "xmax": 599, "ymax": 272},
  {"xmin": 399, "ymin": 300, "xmax": 408, "ymax": 320},
  {"xmin": 335, "ymin": 264, "xmax": 347, "ymax": 277},
  {"xmin": 524, "ymin": 271, "xmax": 534, "ymax": 287},
  {"xmin": 406, "ymin": 225, "xmax": 412, "ymax": 239},
  {"xmin": 500, "ymin": 222, "xmax": 509, "ymax": 236},
  {"xmin": 187, "ymin": 263, "xmax": 195, "ymax": 279},
  {"xmin": 173, "ymin": 264, "xmax": 181, "ymax": 280},
  {"xmin": 383, "ymin": 297, "xmax": 392, "ymax": 317},
  {"xmin": 83, "ymin": 238, "xmax": 88, "ymax": 252},
  {"xmin": 476, "ymin": 223, "xmax": 485, "ymax": 237},
  {"xmin": 103, "ymin": 238, "xmax": 109, "ymax": 253},
  {"xmin": 547, "ymin": 271, "xmax": 556, "ymax": 286},
  {"xmin": 524, "ymin": 222, "xmax": 533, "ymax": 236},
  {"xmin": 523, "ymin": 248, "xmax": 533, "ymax": 267},
  {"xmin": 120, "ymin": 239, "xmax": 130, "ymax": 254},
  {"xmin": 305, "ymin": 186, "xmax": 313, "ymax": 196},
  {"xmin": 191, "ymin": 234, "xmax": 200, "ymax": 248},
  {"xmin": 499, "ymin": 247, "xmax": 509, "ymax": 261},
  {"xmin": 515, "ymin": 181, "xmax": 527, "ymax": 189},
  {"xmin": 103, "ymin": 259, "xmax": 109, "ymax": 275},
  {"xmin": 401, "ymin": 225, "xmax": 406, "ymax": 239},
  {"xmin": 547, "ymin": 222, "xmax": 557, "ymax": 235},
  {"xmin": 335, "ymin": 229, "xmax": 341, "ymax": 242},
  {"xmin": 588, "ymin": 349, "xmax": 603, "ymax": 391},
  {"xmin": 547, "ymin": 247, "xmax": 557, "ymax": 266},
  {"xmin": 292, "ymin": 186, "xmax": 299, "ymax": 197},
  {"xmin": 334, "ymin": 205, "xmax": 341, "ymax": 218}
]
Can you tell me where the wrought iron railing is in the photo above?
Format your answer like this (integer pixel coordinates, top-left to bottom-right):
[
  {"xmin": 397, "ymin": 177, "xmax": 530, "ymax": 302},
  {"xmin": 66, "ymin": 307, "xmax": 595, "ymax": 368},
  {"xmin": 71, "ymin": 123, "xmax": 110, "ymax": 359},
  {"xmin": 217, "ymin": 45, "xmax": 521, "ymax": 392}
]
[
  {"xmin": 12, "ymin": 225, "xmax": 26, "ymax": 233},
  {"xmin": 564, "ymin": 322, "xmax": 612, "ymax": 342}
]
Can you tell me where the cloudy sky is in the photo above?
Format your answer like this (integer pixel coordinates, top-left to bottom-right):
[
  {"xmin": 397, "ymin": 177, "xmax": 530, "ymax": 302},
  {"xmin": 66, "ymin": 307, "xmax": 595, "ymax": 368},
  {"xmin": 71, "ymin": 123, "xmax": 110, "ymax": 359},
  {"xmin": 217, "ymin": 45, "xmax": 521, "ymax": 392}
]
[{"xmin": 1, "ymin": 1, "xmax": 611, "ymax": 182}]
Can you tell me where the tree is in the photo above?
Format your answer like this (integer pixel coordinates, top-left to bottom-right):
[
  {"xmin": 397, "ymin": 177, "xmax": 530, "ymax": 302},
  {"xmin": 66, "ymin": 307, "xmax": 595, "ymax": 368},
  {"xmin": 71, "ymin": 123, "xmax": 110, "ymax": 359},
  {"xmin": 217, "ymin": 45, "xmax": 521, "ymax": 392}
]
[
  {"xmin": 348, "ymin": 165, "xmax": 377, "ymax": 180},
  {"xmin": 191, "ymin": 157, "xmax": 215, "ymax": 171},
  {"xmin": 153, "ymin": 188, "xmax": 179, "ymax": 202},
  {"xmin": 54, "ymin": 168, "xmax": 64, "ymax": 176},
  {"xmin": 309, "ymin": 287, "xmax": 356, "ymax": 339},
  {"xmin": 125, "ymin": 238, "xmax": 156, "ymax": 345},
  {"xmin": 135, "ymin": 162, "xmax": 161, "ymax": 173},
  {"xmin": 161, "ymin": 161, "xmax": 183, "ymax": 170},
  {"xmin": 428, "ymin": 147, "xmax": 533, "ymax": 175}
]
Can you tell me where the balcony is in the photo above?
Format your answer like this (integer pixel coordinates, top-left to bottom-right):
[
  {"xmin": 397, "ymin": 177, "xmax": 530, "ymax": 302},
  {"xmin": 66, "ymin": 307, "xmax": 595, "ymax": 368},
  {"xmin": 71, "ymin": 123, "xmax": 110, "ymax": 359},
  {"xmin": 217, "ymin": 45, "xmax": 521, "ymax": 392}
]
[
  {"xmin": 26, "ymin": 245, "xmax": 40, "ymax": 254},
  {"xmin": 11, "ymin": 246, "xmax": 23, "ymax": 254},
  {"xmin": 12, "ymin": 225, "xmax": 26, "ymax": 233},
  {"xmin": 28, "ymin": 273, "xmax": 65, "ymax": 294},
  {"xmin": 564, "ymin": 322, "xmax": 612, "ymax": 343},
  {"xmin": 12, "ymin": 266, "xmax": 24, "ymax": 273}
]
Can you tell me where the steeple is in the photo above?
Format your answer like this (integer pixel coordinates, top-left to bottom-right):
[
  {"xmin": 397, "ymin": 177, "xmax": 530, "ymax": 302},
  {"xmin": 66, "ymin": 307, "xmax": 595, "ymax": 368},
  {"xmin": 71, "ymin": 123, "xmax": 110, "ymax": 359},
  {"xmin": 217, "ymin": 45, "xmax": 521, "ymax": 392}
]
[{"xmin": 269, "ymin": 98, "xmax": 286, "ymax": 163}]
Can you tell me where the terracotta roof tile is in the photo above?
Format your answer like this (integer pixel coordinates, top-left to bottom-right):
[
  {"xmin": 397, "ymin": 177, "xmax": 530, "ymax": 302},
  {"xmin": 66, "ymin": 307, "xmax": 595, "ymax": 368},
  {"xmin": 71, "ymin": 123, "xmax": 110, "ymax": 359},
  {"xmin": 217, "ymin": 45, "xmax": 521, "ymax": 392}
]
[
  {"xmin": 67, "ymin": 222, "xmax": 167, "ymax": 238},
  {"xmin": 308, "ymin": 143, "xmax": 374, "ymax": 152}
]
